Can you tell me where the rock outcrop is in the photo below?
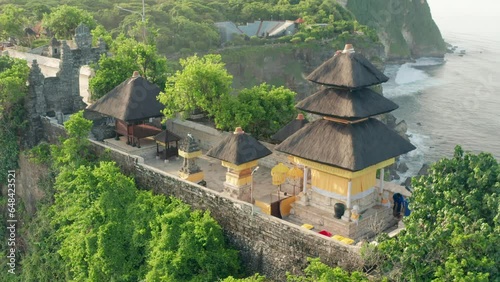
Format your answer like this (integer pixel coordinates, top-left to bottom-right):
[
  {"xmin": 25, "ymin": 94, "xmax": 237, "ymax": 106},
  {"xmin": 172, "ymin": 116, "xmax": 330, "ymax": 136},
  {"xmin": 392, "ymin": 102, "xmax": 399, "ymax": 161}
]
[{"xmin": 346, "ymin": 0, "xmax": 446, "ymax": 60}]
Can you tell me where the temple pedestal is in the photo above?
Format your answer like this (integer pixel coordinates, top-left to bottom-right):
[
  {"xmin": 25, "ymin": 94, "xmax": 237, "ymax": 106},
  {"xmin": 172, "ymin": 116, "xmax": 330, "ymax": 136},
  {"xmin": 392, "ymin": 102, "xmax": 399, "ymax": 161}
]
[
  {"xmin": 179, "ymin": 171, "xmax": 204, "ymax": 183},
  {"xmin": 291, "ymin": 200, "xmax": 396, "ymax": 240},
  {"xmin": 224, "ymin": 182, "xmax": 251, "ymax": 202}
]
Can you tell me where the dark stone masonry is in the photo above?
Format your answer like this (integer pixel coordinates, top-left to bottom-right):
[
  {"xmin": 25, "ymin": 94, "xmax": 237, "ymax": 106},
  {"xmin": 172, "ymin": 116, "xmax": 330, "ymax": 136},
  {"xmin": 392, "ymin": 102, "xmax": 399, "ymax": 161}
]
[{"xmin": 24, "ymin": 24, "xmax": 105, "ymax": 147}]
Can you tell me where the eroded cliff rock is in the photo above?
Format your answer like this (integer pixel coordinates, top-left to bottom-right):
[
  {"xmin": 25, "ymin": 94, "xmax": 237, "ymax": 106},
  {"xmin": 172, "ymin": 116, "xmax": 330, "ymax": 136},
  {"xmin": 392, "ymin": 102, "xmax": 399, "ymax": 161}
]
[{"xmin": 346, "ymin": 0, "xmax": 446, "ymax": 60}]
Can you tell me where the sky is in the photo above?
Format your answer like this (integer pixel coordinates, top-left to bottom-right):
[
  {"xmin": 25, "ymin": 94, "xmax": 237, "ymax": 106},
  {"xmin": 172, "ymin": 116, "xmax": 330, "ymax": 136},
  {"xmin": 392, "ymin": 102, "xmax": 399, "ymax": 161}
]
[{"xmin": 426, "ymin": 0, "xmax": 500, "ymax": 40}]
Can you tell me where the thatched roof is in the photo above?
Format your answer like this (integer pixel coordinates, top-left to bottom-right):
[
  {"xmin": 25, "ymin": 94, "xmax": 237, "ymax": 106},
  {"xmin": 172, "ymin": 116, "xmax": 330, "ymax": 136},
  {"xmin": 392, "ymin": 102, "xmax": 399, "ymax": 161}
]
[
  {"xmin": 154, "ymin": 130, "xmax": 182, "ymax": 143},
  {"xmin": 306, "ymin": 44, "xmax": 389, "ymax": 89},
  {"xmin": 275, "ymin": 118, "xmax": 415, "ymax": 171},
  {"xmin": 207, "ymin": 127, "xmax": 272, "ymax": 165},
  {"xmin": 86, "ymin": 72, "xmax": 164, "ymax": 122},
  {"xmin": 271, "ymin": 113, "xmax": 309, "ymax": 143},
  {"xmin": 296, "ymin": 87, "xmax": 398, "ymax": 120}
]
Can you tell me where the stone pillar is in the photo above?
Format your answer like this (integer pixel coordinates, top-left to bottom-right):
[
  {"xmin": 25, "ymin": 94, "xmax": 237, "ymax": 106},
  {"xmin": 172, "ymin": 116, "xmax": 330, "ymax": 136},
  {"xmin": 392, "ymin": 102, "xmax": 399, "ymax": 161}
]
[
  {"xmin": 342, "ymin": 180, "xmax": 352, "ymax": 222},
  {"xmin": 178, "ymin": 134, "xmax": 204, "ymax": 183},
  {"xmin": 379, "ymin": 168, "xmax": 385, "ymax": 202},
  {"xmin": 222, "ymin": 160, "xmax": 258, "ymax": 203},
  {"xmin": 302, "ymin": 166, "xmax": 308, "ymax": 193}
]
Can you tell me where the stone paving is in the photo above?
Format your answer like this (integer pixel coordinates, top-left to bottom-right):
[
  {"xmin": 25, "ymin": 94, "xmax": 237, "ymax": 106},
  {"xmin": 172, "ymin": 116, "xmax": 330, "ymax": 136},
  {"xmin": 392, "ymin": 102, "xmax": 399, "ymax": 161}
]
[{"xmin": 102, "ymin": 137, "xmax": 290, "ymax": 202}]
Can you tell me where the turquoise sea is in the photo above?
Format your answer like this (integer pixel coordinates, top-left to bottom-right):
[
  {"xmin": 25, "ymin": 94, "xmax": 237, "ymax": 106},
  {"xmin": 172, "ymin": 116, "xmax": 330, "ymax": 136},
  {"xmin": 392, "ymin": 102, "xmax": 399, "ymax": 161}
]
[{"xmin": 383, "ymin": 0, "xmax": 500, "ymax": 177}]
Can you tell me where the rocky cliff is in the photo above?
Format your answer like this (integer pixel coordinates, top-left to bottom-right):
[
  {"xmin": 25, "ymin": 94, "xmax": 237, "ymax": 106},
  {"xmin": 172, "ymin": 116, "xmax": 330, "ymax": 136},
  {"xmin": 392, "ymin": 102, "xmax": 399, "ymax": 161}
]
[
  {"xmin": 346, "ymin": 0, "xmax": 446, "ymax": 60},
  {"xmin": 219, "ymin": 39, "xmax": 385, "ymax": 99}
]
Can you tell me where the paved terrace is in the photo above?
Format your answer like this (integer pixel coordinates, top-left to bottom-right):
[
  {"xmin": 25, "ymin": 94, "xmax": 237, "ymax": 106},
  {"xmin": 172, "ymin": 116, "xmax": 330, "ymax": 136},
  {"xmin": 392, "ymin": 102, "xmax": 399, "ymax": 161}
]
[{"xmin": 101, "ymin": 136, "xmax": 409, "ymax": 241}]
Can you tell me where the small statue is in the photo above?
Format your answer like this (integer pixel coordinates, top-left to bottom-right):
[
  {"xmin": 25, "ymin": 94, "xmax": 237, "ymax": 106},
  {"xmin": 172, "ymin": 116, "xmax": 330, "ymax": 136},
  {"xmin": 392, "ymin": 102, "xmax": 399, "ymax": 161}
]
[
  {"xmin": 381, "ymin": 191, "xmax": 391, "ymax": 208},
  {"xmin": 351, "ymin": 205, "xmax": 361, "ymax": 225}
]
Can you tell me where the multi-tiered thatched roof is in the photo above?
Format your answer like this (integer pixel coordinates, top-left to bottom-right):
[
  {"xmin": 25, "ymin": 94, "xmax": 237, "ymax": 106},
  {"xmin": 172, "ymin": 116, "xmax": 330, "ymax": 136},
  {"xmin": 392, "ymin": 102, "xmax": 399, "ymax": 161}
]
[
  {"xmin": 275, "ymin": 119, "xmax": 415, "ymax": 171},
  {"xmin": 295, "ymin": 87, "xmax": 398, "ymax": 120},
  {"xmin": 306, "ymin": 45, "xmax": 389, "ymax": 89},
  {"xmin": 275, "ymin": 44, "xmax": 415, "ymax": 171}
]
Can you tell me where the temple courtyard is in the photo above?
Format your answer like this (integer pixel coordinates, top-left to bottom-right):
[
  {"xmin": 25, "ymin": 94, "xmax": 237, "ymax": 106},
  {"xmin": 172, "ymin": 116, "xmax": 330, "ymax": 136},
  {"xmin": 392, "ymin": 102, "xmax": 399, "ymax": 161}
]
[{"xmin": 101, "ymin": 135, "xmax": 410, "ymax": 243}]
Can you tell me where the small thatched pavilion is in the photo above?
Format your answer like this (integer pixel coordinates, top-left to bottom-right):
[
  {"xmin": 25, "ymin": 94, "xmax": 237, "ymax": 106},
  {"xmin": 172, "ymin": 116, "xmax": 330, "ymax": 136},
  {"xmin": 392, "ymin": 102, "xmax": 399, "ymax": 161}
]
[
  {"xmin": 207, "ymin": 127, "xmax": 272, "ymax": 202},
  {"xmin": 275, "ymin": 44, "xmax": 415, "ymax": 239},
  {"xmin": 86, "ymin": 71, "xmax": 164, "ymax": 147},
  {"xmin": 153, "ymin": 129, "xmax": 181, "ymax": 159}
]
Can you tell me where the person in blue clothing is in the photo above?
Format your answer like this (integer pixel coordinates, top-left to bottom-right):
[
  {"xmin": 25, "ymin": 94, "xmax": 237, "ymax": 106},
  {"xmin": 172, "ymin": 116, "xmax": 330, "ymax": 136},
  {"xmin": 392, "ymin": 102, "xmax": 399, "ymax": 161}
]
[{"xmin": 392, "ymin": 193, "xmax": 411, "ymax": 219}]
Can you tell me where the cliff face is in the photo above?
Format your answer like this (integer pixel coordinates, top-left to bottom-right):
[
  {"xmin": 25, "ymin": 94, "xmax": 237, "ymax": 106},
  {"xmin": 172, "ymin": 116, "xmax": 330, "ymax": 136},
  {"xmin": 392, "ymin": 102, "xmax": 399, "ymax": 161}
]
[
  {"xmin": 220, "ymin": 40, "xmax": 385, "ymax": 99},
  {"xmin": 346, "ymin": 0, "xmax": 446, "ymax": 60}
]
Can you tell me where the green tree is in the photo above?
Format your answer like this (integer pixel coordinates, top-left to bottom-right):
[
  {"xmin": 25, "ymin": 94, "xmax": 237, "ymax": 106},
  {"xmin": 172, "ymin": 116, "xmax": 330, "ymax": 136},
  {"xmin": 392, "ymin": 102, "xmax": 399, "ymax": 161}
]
[
  {"xmin": 158, "ymin": 54, "xmax": 233, "ymax": 119},
  {"xmin": 43, "ymin": 5, "xmax": 96, "ymax": 39},
  {"xmin": 0, "ymin": 56, "xmax": 29, "ymax": 184},
  {"xmin": 286, "ymin": 258, "xmax": 369, "ymax": 282},
  {"xmin": 0, "ymin": 5, "xmax": 27, "ymax": 41},
  {"xmin": 91, "ymin": 24, "xmax": 112, "ymax": 47},
  {"xmin": 19, "ymin": 204, "xmax": 67, "ymax": 281},
  {"xmin": 89, "ymin": 36, "xmax": 169, "ymax": 100},
  {"xmin": 223, "ymin": 273, "xmax": 267, "ymax": 281},
  {"xmin": 52, "ymin": 161, "xmax": 139, "ymax": 281},
  {"xmin": 146, "ymin": 206, "xmax": 240, "ymax": 281},
  {"xmin": 375, "ymin": 146, "xmax": 500, "ymax": 281},
  {"xmin": 216, "ymin": 83, "xmax": 297, "ymax": 139},
  {"xmin": 50, "ymin": 111, "xmax": 94, "ymax": 170}
]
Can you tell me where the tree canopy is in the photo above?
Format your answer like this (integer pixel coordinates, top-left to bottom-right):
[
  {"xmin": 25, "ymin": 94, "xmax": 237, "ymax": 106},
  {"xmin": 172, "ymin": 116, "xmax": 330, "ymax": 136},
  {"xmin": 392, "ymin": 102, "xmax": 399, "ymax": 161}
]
[
  {"xmin": 12, "ymin": 112, "xmax": 242, "ymax": 281},
  {"xmin": 0, "ymin": 56, "xmax": 29, "ymax": 184},
  {"xmin": 89, "ymin": 36, "xmax": 169, "ymax": 100},
  {"xmin": 1, "ymin": 0, "xmax": 378, "ymax": 56},
  {"xmin": 0, "ymin": 5, "xmax": 27, "ymax": 41},
  {"xmin": 373, "ymin": 146, "xmax": 500, "ymax": 281},
  {"xmin": 158, "ymin": 54, "xmax": 233, "ymax": 119},
  {"xmin": 215, "ymin": 83, "xmax": 297, "ymax": 139},
  {"xmin": 42, "ymin": 5, "xmax": 97, "ymax": 39}
]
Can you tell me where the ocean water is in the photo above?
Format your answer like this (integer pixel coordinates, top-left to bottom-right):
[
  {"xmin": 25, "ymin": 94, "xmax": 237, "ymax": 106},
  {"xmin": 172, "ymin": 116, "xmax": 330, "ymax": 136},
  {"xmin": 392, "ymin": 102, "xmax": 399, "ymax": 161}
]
[{"xmin": 382, "ymin": 3, "xmax": 500, "ymax": 177}]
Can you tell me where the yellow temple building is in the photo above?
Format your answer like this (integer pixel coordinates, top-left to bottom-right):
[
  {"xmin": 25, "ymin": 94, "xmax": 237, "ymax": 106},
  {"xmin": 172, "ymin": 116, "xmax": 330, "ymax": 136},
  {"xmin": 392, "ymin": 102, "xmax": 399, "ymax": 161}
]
[{"xmin": 275, "ymin": 44, "xmax": 416, "ymax": 239}]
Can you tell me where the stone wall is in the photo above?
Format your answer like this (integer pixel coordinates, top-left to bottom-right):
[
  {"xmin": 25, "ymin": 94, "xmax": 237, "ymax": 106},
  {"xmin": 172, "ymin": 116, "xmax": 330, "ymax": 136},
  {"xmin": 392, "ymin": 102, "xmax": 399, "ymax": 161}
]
[
  {"xmin": 41, "ymin": 117, "xmax": 362, "ymax": 281},
  {"xmin": 19, "ymin": 24, "xmax": 105, "ymax": 147}
]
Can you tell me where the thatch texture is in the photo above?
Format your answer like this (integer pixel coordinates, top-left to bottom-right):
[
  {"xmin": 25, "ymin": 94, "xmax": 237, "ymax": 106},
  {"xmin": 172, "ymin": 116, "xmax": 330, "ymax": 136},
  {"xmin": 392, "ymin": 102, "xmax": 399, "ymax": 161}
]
[
  {"xmin": 207, "ymin": 130, "xmax": 272, "ymax": 165},
  {"xmin": 87, "ymin": 75, "xmax": 164, "ymax": 122},
  {"xmin": 275, "ymin": 118, "xmax": 416, "ymax": 171},
  {"xmin": 296, "ymin": 87, "xmax": 398, "ymax": 120},
  {"xmin": 271, "ymin": 114, "xmax": 309, "ymax": 143},
  {"xmin": 154, "ymin": 130, "xmax": 182, "ymax": 143},
  {"xmin": 306, "ymin": 52, "xmax": 389, "ymax": 89}
]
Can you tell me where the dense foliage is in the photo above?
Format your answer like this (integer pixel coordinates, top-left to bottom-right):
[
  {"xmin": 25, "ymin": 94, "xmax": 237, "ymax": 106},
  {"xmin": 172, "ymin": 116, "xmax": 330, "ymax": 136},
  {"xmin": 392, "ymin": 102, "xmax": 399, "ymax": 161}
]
[
  {"xmin": 0, "ymin": 56, "xmax": 29, "ymax": 184},
  {"xmin": 0, "ymin": 0, "xmax": 378, "ymax": 55},
  {"xmin": 158, "ymin": 54, "xmax": 297, "ymax": 139},
  {"xmin": 42, "ymin": 5, "xmax": 97, "ymax": 39},
  {"xmin": 287, "ymin": 258, "xmax": 369, "ymax": 282},
  {"xmin": 215, "ymin": 83, "xmax": 297, "ymax": 139},
  {"xmin": 0, "ymin": 5, "xmax": 28, "ymax": 42},
  {"xmin": 158, "ymin": 54, "xmax": 233, "ymax": 120},
  {"xmin": 89, "ymin": 36, "xmax": 169, "ymax": 100},
  {"xmin": 3, "ymin": 112, "xmax": 242, "ymax": 281},
  {"xmin": 372, "ymin": 146, "xmax": 500, "ymax": 281}
]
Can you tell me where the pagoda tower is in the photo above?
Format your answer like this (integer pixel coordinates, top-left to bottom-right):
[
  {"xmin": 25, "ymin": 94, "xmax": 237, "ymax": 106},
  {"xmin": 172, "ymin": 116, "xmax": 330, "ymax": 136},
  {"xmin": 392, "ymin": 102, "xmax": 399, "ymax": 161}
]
[{"xmin": 275, "ymin": 44, "xmax": 415, "ymax": 238}]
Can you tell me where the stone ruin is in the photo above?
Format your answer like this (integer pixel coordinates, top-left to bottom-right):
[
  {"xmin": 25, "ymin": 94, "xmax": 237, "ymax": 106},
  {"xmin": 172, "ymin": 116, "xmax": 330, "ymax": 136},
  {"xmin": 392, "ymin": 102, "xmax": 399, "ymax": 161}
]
[{"xmin": 24, "ymin": 23, "xmax": 106, "ymax": 146}]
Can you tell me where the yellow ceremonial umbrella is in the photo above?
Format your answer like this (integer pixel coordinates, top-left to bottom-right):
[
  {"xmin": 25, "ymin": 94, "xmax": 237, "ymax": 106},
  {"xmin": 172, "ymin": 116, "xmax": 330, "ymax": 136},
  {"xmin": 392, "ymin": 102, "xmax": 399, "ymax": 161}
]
[
  {"xmin": 271, "ymin": 163, "xmax": 289, "ymax": 186},
  {"xmin": 287, "ymin": 166, "xmax": 303, "ymax": 195},
  {"xmin": 287, "ymin": 166, "xmax": 303, "ymax": 180}
]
